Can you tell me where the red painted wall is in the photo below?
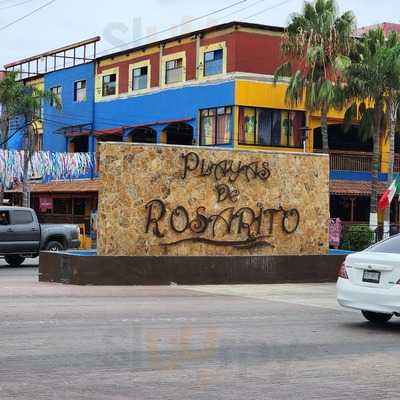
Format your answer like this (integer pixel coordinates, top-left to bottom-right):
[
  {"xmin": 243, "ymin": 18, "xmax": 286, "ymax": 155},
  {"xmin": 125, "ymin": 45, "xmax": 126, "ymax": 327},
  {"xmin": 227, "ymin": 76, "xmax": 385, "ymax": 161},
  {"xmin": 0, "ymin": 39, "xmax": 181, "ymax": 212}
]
[
  {"xmin": 231, "ymin": 31, "xmax": 284, "ymax": 75},
  {"xmin": 98, "ymin": 52, "xmax": 160, "ymax": 94},
  {"xmin": 163, "ymin": 41, "xmax": 197, "ymax": 81},
  {"xmin": 96, "ymin": 28, "xmax": 292, "ymax": 95},
  {"xmin": 201, "ymin": 32, "xmax": 237, "ymax": 73}
]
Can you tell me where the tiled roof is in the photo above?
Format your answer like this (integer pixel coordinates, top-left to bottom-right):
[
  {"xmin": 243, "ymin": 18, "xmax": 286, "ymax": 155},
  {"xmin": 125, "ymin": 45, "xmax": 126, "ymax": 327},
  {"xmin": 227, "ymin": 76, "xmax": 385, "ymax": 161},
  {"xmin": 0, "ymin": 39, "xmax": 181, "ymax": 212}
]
[
  {"xmin": 7, "ymin": 178, "xmax": 390, "ymax": 196},
  {"xmin": 330, "ymin": 180, "xmax": 388, "ymax": 196},
  {"xmin": 8, "ymin": 179, "xmax": 100, "ymax": 193},
  {"xmin": 356, "ymin": 22, "xmax": 400, "ymax": 36}
]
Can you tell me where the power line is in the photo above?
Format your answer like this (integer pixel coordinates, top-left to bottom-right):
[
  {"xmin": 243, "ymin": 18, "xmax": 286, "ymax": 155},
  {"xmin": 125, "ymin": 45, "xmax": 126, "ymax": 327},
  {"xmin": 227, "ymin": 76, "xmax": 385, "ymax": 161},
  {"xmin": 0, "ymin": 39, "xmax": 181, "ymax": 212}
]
[
  {"xmin": 50, "ymin": 0, "xmax": 268, "ymax": 72},
  {"xmin": 0, "ymin": 0, "xmax": 38, "ymax": 10},
  {"xmin": 0, "ymin": 0, "xmax": 57, "ymax": 32},
  {"xmin": 95, "ymin": 0, "xmax": 250, "ymax": 58},
  {"xmin": 219, "ymin": 0, "xmax": 266, "ymax": 21},
  {"xmin": 47, "ymin": 0, "xmax": 252, "ymax": 72},
  {"xmin": 243, "ymin": 0, "xmax": 295, "ymax": 20},
  {"xmin": 0, "ymin": 0, "xmax": 22, "ymax": 5}
]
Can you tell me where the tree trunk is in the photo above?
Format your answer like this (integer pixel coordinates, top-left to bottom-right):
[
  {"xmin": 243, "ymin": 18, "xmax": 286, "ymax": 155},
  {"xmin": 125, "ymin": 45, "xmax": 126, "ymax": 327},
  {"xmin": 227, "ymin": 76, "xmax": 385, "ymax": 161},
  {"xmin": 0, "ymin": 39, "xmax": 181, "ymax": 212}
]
[
  {"xmin": 384, "ymin": 98, "xmax": 400, "ymax": 237},
  {"xmin": 321, "ymin": 103, "xmax": 329, "ymax": 153},
  {"xmin": 370, "ymin": 104, "xmax": 383, "ymax": 232},
  {"xmin": 22, "ymin": 145, "xmax": 30, "ymax": 208},
  {"xmin": 0, "ymin": 114, "xmax": 9, "ymax": 206},
  {"xmin": 22, "ymin": 121, "xmax": 34, "ymax": 209}
]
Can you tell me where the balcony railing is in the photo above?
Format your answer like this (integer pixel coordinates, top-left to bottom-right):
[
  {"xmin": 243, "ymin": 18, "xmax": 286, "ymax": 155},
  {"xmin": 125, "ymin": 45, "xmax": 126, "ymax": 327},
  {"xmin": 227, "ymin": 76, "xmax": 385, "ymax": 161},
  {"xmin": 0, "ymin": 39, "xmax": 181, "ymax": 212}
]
[
  {"xmin": 328, "ymin": 151, "xmax": 373, "ymax": 172},
  {"xmin": 395, "ymin": 156, "xmax": 400, "ymax": 173}
]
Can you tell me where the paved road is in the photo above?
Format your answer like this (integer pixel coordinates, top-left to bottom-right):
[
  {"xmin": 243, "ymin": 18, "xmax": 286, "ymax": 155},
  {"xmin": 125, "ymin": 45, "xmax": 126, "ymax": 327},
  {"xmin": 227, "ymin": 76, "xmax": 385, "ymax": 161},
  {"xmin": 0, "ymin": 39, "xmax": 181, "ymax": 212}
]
[{"xmin": 0, "ymin": 266, "xmax": 399, "ymax": 400}]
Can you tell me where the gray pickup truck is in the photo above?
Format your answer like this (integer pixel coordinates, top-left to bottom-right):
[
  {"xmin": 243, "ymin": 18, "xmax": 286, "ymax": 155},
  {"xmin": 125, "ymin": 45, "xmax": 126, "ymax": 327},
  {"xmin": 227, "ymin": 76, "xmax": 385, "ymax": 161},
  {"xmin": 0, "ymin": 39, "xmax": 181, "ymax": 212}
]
[{"xmin": 0, "ymin": 207, "xmax": 80, "ymax": 267}]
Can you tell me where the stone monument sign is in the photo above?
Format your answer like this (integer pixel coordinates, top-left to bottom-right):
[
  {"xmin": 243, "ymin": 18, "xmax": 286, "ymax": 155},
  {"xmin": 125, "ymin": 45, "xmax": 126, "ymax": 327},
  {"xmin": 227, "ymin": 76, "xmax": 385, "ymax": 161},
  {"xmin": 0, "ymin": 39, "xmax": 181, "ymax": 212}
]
[{"xmin": 97, "ymin": 144, "xmax": 329, "ymax": 256}]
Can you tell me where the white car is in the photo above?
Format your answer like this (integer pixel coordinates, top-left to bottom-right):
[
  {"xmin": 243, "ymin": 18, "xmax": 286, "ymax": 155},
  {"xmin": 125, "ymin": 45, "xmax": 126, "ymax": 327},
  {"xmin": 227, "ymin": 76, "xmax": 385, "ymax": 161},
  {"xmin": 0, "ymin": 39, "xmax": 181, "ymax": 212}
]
[{"xmin": 337, "ymin": 235, "xmax": 400, "ymax": 324}]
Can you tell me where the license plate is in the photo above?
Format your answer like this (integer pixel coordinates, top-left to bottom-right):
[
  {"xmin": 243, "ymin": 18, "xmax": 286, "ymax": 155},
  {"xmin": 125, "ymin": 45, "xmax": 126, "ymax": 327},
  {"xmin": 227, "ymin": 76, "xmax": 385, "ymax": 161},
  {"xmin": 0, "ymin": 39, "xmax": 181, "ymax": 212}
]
[{"xmin": 363, "ymin": 270, "xmax": 381, "ymax": 284}]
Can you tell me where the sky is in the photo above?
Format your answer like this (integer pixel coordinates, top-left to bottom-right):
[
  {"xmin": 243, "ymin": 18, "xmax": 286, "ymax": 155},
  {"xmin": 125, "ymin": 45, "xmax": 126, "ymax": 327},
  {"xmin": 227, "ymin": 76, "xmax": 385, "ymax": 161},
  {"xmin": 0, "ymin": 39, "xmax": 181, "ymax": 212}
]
[{"xmin": 0, "ymin": 0, "xmax": 399, "ymax": 68}]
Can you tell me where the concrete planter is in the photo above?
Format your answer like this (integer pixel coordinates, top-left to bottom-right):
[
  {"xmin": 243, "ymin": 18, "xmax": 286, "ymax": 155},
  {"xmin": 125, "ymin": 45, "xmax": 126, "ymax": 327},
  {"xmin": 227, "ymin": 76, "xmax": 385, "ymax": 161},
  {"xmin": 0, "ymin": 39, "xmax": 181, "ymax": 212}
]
[{"xmin": 39, "ymin": 252, "xmax": 344, "ymax": 286}]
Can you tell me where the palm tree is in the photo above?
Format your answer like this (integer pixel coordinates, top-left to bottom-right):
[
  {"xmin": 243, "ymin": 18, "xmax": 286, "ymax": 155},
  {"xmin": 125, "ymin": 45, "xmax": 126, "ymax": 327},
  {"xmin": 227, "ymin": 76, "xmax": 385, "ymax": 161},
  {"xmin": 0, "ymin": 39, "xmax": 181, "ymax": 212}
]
[
  {"xmin": 382, "ymin": 33, "xmax": 400, "ymax": 208},
  {"xmin": 0, "ymin": 72, "xmax": 61, "ymax": 207},
  {"xmin": 274, "ymin": 0, "xmax": 356, "ymax": 152},
  {"xmin": 0, "ymin": 71, "xmax": 23, "ymax": 204},
  {"xmin": 344, "ymin": 29, "xmax": 400, "ymax": 231}
]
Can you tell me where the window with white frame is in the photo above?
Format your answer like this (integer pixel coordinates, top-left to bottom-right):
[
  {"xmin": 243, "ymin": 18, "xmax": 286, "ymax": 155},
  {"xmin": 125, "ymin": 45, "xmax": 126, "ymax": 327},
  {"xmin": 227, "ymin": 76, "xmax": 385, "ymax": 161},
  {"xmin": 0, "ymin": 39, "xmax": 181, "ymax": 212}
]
[
  {"xmin": 102, "ymin": 74, "xmax": 117, "ymax": 96},
  {"xmin": 74, "ymin": 80, "xmax": 87, "ymax": 102},
  {"xmin": 132, "ymin": 66, "xmax": 148, "ymax": 91},
  {"xmin": 50, "ymin": 86, "xmax": 62, "ymax": 107},
  {"xmin": 204, "ymin": 49, "xmax": 224, "ymax": 76},
  {"xmin": 165, "ymin": 58, "xmax": 183, "ymax": 84}
]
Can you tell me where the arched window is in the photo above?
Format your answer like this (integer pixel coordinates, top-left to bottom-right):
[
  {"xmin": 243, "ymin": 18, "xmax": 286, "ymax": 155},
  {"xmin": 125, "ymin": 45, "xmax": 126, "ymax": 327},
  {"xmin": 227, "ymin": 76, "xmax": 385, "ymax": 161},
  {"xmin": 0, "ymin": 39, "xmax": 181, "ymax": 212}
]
[
  {"xmin": 163, "ymin": 122, "xmax": 194, "ymax": 146},
  {"xmin": 128, "ymin": 127, "xmax": 157, "ymax": 144}
]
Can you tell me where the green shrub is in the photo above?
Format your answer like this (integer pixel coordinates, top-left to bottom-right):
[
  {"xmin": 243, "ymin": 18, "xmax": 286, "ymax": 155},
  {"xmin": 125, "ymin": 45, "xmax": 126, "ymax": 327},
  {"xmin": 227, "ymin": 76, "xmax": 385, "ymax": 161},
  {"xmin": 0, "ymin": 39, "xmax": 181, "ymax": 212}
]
[{"xmin": 341, "ymin": 225, "xmax": 374, "ymax": 252}]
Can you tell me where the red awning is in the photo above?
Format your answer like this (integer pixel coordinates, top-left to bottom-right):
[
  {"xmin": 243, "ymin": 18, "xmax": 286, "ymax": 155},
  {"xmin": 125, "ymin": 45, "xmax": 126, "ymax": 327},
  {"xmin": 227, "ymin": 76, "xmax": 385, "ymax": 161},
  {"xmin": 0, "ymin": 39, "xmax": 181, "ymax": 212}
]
[
  {"xmin": 330, "ymin": 180, "xmax": 388, "ymax": 196},
  {"xmin": 94, "ymin": 128, "xmax": 124, "ymax": 137},
  {"xmin": 65, "ymin": 131, "xmax": 92, "ymax": 138},
  {"xmin": 128, "ymin": 117, "xmax": 194, "ymax": 130}
]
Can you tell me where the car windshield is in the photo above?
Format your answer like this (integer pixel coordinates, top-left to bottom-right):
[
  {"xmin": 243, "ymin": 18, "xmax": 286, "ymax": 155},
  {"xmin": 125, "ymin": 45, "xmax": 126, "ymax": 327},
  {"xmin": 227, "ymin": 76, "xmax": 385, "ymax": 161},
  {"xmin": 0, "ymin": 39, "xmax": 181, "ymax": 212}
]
[{"xmin": 368, "ymin": 234, "xmax": 400, "ymax": 254}]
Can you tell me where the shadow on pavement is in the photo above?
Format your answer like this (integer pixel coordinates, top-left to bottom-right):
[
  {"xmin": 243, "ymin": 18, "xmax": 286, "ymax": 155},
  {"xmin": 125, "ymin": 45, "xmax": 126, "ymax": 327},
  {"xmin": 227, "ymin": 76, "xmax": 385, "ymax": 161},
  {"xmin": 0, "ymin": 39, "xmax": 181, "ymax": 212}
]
[{"xmin": 341, "ymin": 320, "xmax": 400, "ymax": 333}]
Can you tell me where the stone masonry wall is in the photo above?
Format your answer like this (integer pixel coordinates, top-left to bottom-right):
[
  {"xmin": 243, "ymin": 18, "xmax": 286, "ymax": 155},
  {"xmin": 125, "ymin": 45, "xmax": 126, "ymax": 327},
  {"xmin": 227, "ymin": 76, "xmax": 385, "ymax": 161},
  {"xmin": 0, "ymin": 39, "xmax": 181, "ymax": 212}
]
[{"xmin": 97, "ymin": 143, "xmax": 330, "ymax": 256}]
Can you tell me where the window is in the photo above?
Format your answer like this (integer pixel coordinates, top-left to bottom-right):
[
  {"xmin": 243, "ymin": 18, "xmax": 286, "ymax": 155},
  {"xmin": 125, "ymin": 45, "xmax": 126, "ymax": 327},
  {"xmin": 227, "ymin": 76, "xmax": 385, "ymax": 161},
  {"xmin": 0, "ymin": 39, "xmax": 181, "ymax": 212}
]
[
  {"xmin": 238, "ymin": 107, "xmax": 305, "ymax": 148},
  {"xmin": 69, "ymin": 136, "xmax": 89, "ymax": 153},
  {"xmin": 74, "ymin": 198, "xmax": 87, "ymax": 216},
  {"xmin": 74, "ymin": 80, "xmax": 87, "ymax": 102},
  {"xmin": 102, "ymin": 74, "xmax": 117, "ymax": 96},
  {"xmin": 132, "ymin": 66, "xmax": 148, "ymax": 91},
  {"xmin": 368, "ymin": 235, "xmax": 400, "ymax": 254},
  {"xmin": 165, "ymin": 58, "xmax": 183, "ymax": 84},
  {"xmin": 53, "ymin": 199, "xmax": 72, "ymax": 215},
  {"xmin": 12, "ymin": 210, "xmax": 33, "ymax": 225},
  {"xmin": 204, "ymin": 49, "xmax": 223, "ymax": 76},
  {"xmin": 0, "ymin": 211, "xmax": 10, "ymax": 226},
  {"xmin": 200, "ymin": 107, "xmax": 232, "ymax": 146},
  {"xmin": 50, "ymin": 86, "xmax": 62, "ymax": 107}
]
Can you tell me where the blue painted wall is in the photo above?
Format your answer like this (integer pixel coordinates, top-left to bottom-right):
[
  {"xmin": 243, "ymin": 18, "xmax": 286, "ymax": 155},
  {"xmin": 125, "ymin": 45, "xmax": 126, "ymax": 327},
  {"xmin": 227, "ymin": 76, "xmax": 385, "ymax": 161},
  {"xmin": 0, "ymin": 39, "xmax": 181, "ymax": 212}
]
[
  {"xmin": 7, "ymin": 115, "xmax": 26, "ymax": 150},
  {"xmin": 94, "ymin": 80, "xmax": 236, "ymax": 148},
  {"xmin": 44, "ymin": 62, "xmax": 95, "ymax": 152},
  {"xmin": 331, "ymin": 171, "xmax": 388, "ymax": 182}
]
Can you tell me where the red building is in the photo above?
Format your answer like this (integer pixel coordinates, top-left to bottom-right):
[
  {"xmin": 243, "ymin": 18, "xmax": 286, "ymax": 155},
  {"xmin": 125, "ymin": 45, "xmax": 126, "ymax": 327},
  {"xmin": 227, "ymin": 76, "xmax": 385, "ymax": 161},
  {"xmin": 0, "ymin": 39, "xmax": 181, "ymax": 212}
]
[{"xmin": 356, "ymin": 22, "xmax": 400, "ymax": 36}]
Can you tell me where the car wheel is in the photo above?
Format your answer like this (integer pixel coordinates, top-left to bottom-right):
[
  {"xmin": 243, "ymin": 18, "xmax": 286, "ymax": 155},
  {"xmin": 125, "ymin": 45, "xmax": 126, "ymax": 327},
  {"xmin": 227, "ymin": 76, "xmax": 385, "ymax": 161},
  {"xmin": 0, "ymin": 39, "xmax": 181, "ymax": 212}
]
[
  {"xmin": 44, "ymin": 241, "xmax": 65, "ymax": 252},
  {"xmin": 362, "ymin": 311, "xmax": 393, "ymax": 324},
  {"xmin": 4, "ymin": 255, "xmax": 25, "ymax": 267}
]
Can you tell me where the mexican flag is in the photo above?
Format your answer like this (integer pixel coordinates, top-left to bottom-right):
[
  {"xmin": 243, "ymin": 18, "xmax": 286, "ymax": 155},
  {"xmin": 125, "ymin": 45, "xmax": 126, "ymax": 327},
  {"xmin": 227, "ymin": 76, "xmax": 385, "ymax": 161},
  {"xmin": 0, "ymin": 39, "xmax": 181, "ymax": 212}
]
[{"xmin": 378, "ymin": 176, "xmax": 400, "ymax": 210}]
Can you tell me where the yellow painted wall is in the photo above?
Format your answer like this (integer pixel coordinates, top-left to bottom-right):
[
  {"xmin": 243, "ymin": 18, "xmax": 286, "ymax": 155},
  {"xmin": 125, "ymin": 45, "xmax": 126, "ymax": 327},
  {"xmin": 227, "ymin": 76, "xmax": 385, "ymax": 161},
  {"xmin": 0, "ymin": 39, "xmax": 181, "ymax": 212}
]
[
  {"xmin": 26, "ymin": 77, "xmax": 44, "ymax": 132},
  {"xmin": 381, "ymin": 131, "xmax": 391, "ymax": 173},
  {"xmin": 235, "ymin": 80, "xmax": 350, "ymax": 153},
  {"xmin": 235, "ymin": 80, "xmax": 347, "ymax": 119}
]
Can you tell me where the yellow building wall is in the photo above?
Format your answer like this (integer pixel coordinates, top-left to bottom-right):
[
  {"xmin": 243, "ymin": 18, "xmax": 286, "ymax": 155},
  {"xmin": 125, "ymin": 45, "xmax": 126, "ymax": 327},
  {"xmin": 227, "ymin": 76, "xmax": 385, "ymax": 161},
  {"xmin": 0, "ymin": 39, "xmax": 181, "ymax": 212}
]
[
  {"xmin": 235, "ymin": 80, "xmax": 347, "ymax": 153},
  {"xmin": 380, "ymin": 132, "xmax": 391, "ymax": 173},
  {"xmin": 26, "ymin": 77, "xmax": 44, "ymax": 132}
]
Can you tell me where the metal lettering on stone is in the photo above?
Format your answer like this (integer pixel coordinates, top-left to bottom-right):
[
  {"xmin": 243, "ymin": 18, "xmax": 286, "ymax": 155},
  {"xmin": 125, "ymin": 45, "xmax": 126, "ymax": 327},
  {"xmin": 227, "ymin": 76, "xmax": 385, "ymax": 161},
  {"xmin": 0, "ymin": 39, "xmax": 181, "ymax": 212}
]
[{"xmin": 144, "ymin": 152, "xmax": 300, "ymax": 250}]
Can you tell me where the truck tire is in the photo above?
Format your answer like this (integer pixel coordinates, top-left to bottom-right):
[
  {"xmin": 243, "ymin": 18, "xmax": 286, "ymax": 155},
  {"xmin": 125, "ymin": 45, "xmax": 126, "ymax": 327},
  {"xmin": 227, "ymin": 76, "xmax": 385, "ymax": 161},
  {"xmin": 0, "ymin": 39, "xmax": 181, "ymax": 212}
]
[
  {"xmin": 44, "ymin": 241, "xmax": 65, "ymax": 252},
  {"xmin": 4, "ymin": 255, "xmax": 25, "ymax": 267}
]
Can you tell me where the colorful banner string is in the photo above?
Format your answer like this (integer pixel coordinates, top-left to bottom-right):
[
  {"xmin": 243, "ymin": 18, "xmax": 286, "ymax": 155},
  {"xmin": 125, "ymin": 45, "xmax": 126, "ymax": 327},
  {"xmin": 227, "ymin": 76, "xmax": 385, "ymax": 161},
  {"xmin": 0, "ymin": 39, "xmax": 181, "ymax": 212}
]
[{"xmin": 0, "ymin": 150, "xmax": 95, "ymax": 189}]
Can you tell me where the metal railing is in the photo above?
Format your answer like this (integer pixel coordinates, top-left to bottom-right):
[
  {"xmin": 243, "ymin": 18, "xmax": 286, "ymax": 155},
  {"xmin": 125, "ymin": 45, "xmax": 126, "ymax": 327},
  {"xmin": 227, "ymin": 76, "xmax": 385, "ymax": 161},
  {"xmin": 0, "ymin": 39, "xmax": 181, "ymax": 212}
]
[
  {"xmin": 395, "ymin": 156, "xmax": 400, "ymax": 173},
  {"xmin": 328, "ymin": 151, "xmax": 373, "ymax": 172}
]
